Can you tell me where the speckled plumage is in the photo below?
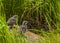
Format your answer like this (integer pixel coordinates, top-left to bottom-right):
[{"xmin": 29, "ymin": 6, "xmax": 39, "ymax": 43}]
[
  {"xmin": 19, "ymin": 21, "xmax": 28, "ymax": 33},
  {"xmin": 7, "ymin": 15, "xmax": 18, "ymax": 28}
]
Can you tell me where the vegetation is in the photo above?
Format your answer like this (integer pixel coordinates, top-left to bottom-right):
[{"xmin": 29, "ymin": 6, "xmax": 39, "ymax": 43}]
[{"xmin": 0, "ymin": 0, "xmax": 60, "ymax": 43}]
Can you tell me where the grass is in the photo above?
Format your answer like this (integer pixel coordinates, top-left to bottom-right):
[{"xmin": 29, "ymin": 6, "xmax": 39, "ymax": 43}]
[
  {"xmin": 0, "ymin": 16, "xmax": 37, "ymax": 43},
  {"xmin": 0, "ymin": 17, "xmax": 60, "ymax": 43},
  {"xmin": 39, "ymin": 29, "xmax": 60, "ymax": 43},
  {"xmin": 0, "ymin": 0, "xmax": 60, "ymax": 43}
]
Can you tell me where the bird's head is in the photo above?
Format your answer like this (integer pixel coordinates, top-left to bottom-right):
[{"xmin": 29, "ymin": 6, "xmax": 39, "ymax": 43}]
[
  {"xmin": 13, "ymin": 15, "xmax": 18, "ymax": 19},
  {"xmin": 22, "ymin": 21, "xmax": 28, "ymax": 25}
]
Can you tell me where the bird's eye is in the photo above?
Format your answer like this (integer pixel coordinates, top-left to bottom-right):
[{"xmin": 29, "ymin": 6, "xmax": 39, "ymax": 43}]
[{"xmin": 12, "ymin": 19, "xmax": 16, "ymax": 21}]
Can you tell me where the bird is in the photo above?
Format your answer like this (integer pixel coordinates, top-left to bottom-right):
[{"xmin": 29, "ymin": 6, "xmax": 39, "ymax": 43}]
[
  {"xmin": 7, "ymin": 15, "xmax": 18, "ymax": 29},
  {"xmin": 19, "ymin": 21, "xmax": 28, "ymax": 33}
]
